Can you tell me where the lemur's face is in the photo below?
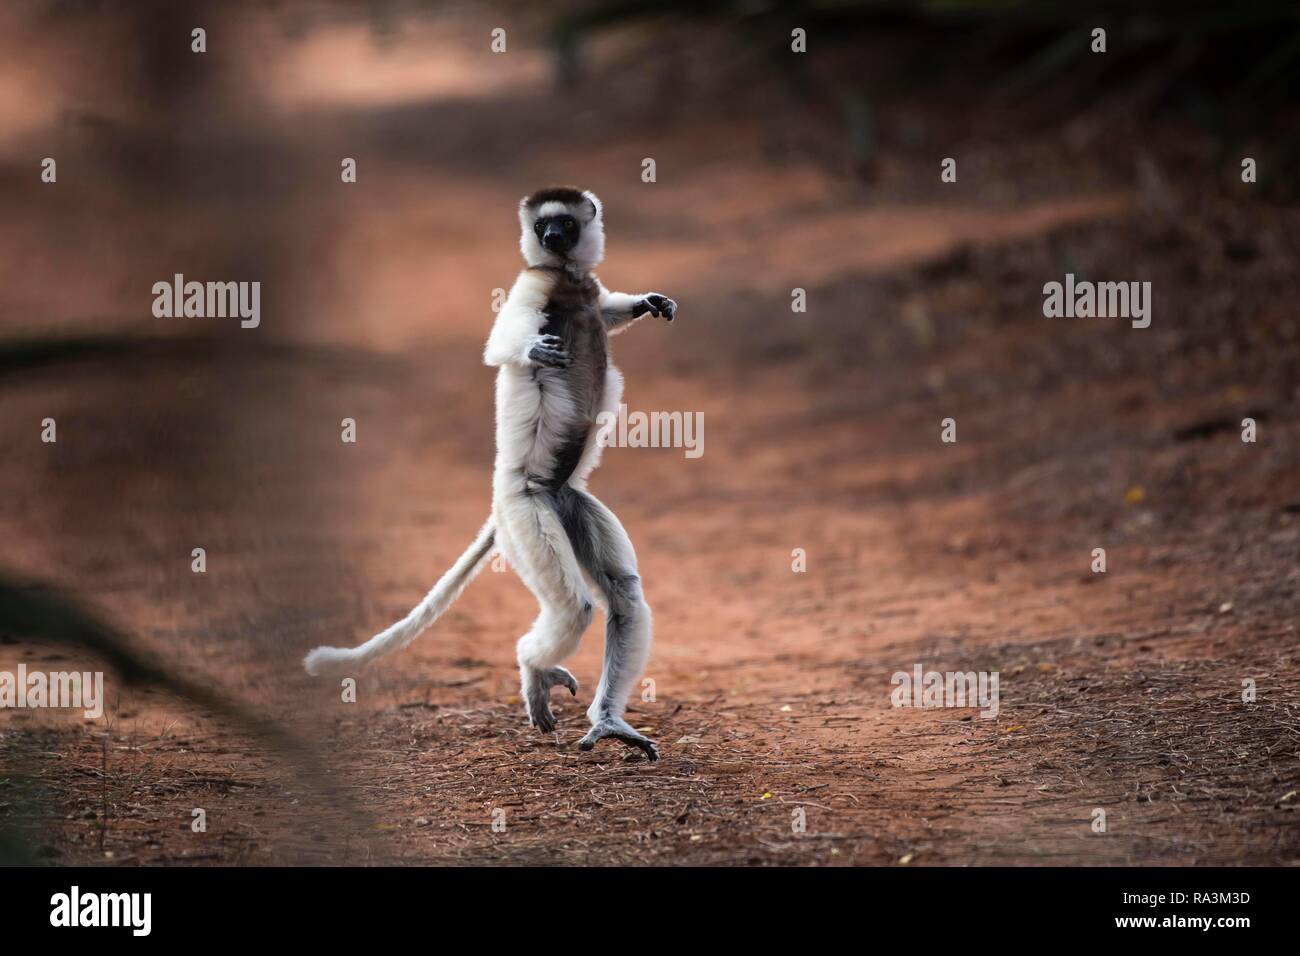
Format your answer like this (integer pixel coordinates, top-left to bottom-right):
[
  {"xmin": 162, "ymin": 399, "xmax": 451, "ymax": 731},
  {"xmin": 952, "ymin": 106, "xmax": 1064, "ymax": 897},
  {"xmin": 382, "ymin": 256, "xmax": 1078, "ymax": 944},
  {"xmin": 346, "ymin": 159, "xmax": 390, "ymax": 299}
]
[
  {"xmin": 519, "ymin": 187, "xmax": 605, "ymax": 271},
  {"xmin": 534, "ymin": 210, "xmax": 580, "ymax": 254}
]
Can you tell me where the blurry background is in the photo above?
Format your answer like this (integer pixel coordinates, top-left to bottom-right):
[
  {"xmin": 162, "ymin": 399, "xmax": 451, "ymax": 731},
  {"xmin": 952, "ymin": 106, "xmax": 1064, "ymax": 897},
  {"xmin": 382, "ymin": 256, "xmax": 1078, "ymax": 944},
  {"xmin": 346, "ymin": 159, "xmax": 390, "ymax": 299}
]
[{"xmin": 1, "ymin": 0, "xmax": 1297, "ymax": 865}]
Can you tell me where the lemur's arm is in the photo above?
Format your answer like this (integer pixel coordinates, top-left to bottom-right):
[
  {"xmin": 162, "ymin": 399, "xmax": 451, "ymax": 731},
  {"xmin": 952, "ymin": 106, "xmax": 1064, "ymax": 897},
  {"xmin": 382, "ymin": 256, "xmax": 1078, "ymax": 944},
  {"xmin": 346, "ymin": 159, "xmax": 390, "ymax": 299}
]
[
  {"xmin": 484, "ymin": 270, "xmax": 570, "ymax": 368},
  {"xmin": 598, "ymin": 280, "xmax": 676, "ymax": 335}
]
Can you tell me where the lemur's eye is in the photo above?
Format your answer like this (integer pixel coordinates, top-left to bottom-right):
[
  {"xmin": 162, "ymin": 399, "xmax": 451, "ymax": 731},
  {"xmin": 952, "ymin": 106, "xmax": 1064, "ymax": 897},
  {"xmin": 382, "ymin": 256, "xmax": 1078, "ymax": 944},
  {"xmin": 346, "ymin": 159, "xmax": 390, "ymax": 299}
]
[
  {"xmin": 534, "ymin": 221, "xmax": 545, "ymax": 235},
  {"xmin": 563, "ymin": 217, "xmax": 577, "ymax": 232}
]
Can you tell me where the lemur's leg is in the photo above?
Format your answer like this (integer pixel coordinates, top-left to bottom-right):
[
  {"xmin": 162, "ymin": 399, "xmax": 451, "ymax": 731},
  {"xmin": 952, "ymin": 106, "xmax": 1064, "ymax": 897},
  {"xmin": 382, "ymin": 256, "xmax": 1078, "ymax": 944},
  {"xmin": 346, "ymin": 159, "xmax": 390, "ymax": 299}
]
[
  {"xmin": 494, "ymin": 487, "xmax": 594, "ymax": 734},
  {"xmin": 553, "ymin": 486, "xmax": 657, "ymax": 760}
]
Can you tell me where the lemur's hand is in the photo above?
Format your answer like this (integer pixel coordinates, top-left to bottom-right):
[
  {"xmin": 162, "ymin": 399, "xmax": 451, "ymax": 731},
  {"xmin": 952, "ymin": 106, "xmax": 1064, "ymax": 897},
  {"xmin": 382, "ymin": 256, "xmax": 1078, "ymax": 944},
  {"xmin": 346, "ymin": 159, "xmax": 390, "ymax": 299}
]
[
  {"xmin": 641, "ymin": 294, "xmax": 676, "ymax": 322},
  {"xmin": 527, "ymin": 334, "xmax": 571, "ymax": 369}
]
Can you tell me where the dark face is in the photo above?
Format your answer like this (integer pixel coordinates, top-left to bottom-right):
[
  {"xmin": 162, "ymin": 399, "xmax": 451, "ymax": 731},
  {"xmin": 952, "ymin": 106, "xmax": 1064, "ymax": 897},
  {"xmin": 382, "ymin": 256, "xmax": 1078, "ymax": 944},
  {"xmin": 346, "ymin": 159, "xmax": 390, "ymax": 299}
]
[{"xmin": 534, "ymin": 212, "xmax": 580, "ymax": 255}]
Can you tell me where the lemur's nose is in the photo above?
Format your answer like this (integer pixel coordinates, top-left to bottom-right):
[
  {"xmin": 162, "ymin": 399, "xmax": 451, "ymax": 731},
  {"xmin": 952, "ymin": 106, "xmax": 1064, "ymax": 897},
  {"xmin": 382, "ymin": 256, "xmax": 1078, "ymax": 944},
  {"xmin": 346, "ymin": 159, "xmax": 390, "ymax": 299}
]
[{"xmin": 542, "ymin": 224, "xmax": 571, "ymax": 252}]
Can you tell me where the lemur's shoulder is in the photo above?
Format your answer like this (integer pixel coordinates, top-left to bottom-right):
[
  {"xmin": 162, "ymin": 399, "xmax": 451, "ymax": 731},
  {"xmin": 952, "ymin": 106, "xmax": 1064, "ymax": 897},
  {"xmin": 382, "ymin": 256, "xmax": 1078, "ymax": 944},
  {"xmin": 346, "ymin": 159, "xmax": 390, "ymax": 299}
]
[
  {"xmin": 514, "ymin": 267, "xmax": 555, "ymax": 294},
  {"xmin": 502, "ymin": 268, "xmax": 557, "ymax": 314}
]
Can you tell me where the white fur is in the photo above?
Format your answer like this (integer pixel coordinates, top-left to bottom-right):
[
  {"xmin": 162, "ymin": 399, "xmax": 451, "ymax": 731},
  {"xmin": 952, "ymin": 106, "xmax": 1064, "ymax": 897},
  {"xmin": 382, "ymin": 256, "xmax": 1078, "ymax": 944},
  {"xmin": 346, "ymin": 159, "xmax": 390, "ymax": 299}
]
[
  {"xmin": 483, "ymin": 269, "xmax": 551, "ymax": 367},
  {"xmin": 595, "ymin": 280, "xmax": 647, "ymax": 336}
]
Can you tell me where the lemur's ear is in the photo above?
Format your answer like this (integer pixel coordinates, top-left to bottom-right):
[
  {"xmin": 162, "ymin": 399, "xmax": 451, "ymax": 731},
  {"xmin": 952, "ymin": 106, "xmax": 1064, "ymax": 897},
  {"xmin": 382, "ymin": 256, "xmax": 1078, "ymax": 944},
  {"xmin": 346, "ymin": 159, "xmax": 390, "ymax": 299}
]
[{"xmin": 582, "ymin": 190, "xmax": 603, "ymax": 222}]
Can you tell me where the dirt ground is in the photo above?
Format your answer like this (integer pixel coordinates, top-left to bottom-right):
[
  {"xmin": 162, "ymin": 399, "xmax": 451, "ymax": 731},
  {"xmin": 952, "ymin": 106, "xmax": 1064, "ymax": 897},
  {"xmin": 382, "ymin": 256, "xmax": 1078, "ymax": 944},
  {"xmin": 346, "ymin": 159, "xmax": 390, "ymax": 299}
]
[{"xmin": 1, "ymin": 3, "xmax": 1298, "ymax": 866}]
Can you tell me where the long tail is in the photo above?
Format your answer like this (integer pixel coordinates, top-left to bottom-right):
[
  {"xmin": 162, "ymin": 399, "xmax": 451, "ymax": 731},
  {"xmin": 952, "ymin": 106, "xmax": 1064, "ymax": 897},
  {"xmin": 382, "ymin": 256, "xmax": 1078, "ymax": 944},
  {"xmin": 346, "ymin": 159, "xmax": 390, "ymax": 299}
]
[{"xmin": 303, "ymin": 518, "xmax": 496, "ymax": 676}]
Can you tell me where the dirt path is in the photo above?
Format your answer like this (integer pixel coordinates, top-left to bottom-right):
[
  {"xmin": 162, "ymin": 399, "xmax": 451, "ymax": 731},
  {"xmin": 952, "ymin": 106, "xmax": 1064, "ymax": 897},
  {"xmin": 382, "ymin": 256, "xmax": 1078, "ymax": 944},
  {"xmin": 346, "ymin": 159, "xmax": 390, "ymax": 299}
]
[{"xmin": 2, "ymin": 4, "xmax": 1297, "ymax": 866}]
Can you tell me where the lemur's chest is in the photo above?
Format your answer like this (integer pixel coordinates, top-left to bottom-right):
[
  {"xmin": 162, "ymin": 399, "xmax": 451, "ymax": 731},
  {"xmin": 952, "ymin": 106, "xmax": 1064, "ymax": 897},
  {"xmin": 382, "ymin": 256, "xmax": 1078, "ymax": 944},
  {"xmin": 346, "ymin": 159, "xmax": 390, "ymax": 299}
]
[
  {"xmin": 540, "ymin": 273, "xmax": 603, "ymax": 349},
  {"xmin": 537, "ymin": 272, "xmax": 607, "ymax": 411}
]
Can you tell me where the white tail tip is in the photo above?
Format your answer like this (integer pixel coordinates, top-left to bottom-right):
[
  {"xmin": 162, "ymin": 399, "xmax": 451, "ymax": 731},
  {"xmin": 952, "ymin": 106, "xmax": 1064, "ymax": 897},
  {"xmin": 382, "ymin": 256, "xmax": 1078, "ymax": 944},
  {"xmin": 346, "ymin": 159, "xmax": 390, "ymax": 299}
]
[{"xmin": 303, "ymin": 646, "xmax": 358, "ymax": 677}]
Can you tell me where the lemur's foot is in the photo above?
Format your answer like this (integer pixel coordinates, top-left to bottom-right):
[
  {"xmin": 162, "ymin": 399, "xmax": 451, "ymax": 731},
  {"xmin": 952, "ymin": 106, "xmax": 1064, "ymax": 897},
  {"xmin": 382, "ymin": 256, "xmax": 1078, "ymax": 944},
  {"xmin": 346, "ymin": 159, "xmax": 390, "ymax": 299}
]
[
  {"xmin": 641, "ymin": 294, "xmax": 676, "ymax": 322},
  {"xmin": 527, "ymin": 334, "xmax": 571, "ymax": 368},
  {"xmin": 523, "ymin": 666, "xmax": 578, "ymax": 734},
  {"xmin": 577, "ymin": 717, "xmax": 659, "ymax": 761},
  {"xmin": 544, "ymin": 665, "xmax": 578, "ymax": 696}
]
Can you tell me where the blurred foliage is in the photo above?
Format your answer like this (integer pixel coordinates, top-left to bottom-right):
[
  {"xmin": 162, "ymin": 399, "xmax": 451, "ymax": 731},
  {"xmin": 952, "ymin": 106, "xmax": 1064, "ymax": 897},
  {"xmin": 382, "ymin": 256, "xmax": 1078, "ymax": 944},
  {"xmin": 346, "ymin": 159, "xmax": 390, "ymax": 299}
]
[
  {"xmin": 0, "ymin": 572, "xmax": 357, "ymax": 864},
  {"xmin": 0, "ymin": 336, "xmax": 140, "ymax": 380},
  {"xmin": 551, "ymin": 0, "xmax": 1300, "ymax": 172},
  {"xmin": 0, "ymin": 322, "xmax": 372, "ymax": 862}
]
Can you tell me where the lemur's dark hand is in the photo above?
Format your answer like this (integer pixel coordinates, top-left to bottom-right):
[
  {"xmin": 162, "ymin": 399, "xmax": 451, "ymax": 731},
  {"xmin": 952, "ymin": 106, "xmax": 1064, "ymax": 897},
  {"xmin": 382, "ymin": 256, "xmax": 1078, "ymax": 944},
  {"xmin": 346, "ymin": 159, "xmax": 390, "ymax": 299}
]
[
  {"xmin": 527, "ymin": 334, "xmax": 571, "ymax": 368},
  {"xmin": 642, "ymin": 294, "xmax": 676, "ymax": 322}
]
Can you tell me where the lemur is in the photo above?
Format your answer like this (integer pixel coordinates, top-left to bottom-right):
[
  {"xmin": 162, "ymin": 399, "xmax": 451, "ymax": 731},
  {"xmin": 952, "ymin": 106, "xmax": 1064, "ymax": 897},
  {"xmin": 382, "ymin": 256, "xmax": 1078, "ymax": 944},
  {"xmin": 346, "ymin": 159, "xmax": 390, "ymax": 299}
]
[{"xmin": 305, "ymin": 187, "xmax": 676, "ymax": 760}]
